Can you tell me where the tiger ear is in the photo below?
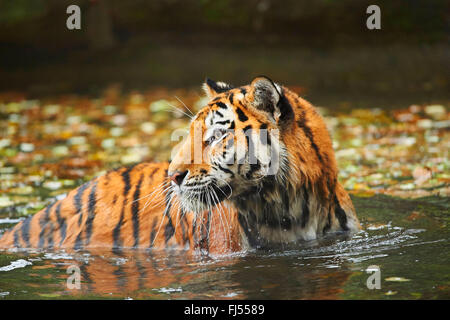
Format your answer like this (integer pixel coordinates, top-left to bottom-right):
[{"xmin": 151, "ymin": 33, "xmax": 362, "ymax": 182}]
[
  {"xmin": 249, "ymin": 76, "xmax": 282, "ymax": 114},
  {"xmin": 203, "ymin": 78, "xmax": 233, "ymax": 98}
]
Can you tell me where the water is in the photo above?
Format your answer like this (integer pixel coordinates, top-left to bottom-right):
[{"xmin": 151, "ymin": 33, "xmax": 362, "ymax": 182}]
[{"xmin": 0, "ymin": 195, "xmax": 448, "ymax": 299}]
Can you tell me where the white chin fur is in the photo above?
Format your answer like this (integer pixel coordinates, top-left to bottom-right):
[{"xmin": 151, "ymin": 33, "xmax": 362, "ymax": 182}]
[{"xmin": 179, "ymin": 194, "xmax": 210, "ymax": 214}]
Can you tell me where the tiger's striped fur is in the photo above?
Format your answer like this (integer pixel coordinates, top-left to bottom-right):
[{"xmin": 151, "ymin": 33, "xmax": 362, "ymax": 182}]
[{"xmin": 0, "ymin": 77, "xmax": 360, "ymax": 253}]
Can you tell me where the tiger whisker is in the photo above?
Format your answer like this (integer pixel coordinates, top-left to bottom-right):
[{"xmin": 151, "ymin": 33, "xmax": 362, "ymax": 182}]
[
  {"xmin": 139, "ymin": 183, "xmax": 173, "ymax": 214},
  {"xmin": 210, "ymin": 183, "xmax": 231, "ymax": 246},
  {"xmin": 166, "ymin": 101, "xmax": 193, "ymax": 119},
  {"xmin": 151, "ymin": 188, "xmax": 175, "ymax": 247},
  {"xmin": 174, "ymin": 95, "xmax": 195, "ymax": 117},
  {"xmin": 133, "ymin": 180, "xmax": 169, "ymax": 204}
]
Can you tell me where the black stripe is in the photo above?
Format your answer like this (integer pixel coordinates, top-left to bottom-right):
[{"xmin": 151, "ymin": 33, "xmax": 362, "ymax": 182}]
[
  {"xmin": 215, "ymin": 102, "xmax": 227, "ymax": 109},
  {"xmin": 261, "ymin": 209, "xmax": 292, "ymax": 230},
  {"xmin": 229, "ymin": 92, "xmax": 234, "ymax": 104},
  {"xmin": 54, "ymin": 202, "xmax": 67, "ymax": 246},
  {"xmin": 149, "ymin": 218, "xmax": 158, "ymax": 248},
  {"xmin": 148, "ymin": 167, "xmax": 159, "ymax": 181},
  {"xmin": 301, "ymin": 187, "xmax": 310, "ymax": 228},
  {"xmin": 21, "ymin": 216, "xmax": 32, "ymax": 247},
  {"xmin": 163, "ymin": 193, "xmax": 175, "ymax": 243},
  {"xmin": 215, "ymin": 120, "xmax": 230, "ymax": 125},
  {"xmin": 38, "ymin": 202, "xmax": 55, "ymax": 248},
  {"xmin": 78, "ymin": 212, "xmax": 83, "ymax": 226},
  {"xmin": 238, "ymin": 162, "xmax": 245, "ymax": 175},
  {"xmin": 215, "ymin": 110, "xmax": 224, "ymax": 118},
  {"xmin": 121, "ymin": 165, "xmax": 136, "ymax": 197},
  {"xmin": 217, "ymin": 164, "xmax": 234, "ymax": 176},
  {"xmin": 237, "ymin": 212, "xmax": 259, "ymax": 248},
  {"xmin": 261, "ymin": 176, "xmax": 276, "ymax": 196},
  {"xmin": 179, "ymin": 210, "xmax": 188, "ymax": 245},
  {"xmin": 278, "ymin": 94, "xmax": 295, "ymax": 125},
  {"xmin": 113, "ymin": 165, "xmax": 137, "ymax": 248},
  {"xmin": 328, "ymin": 176, "xmax": 337, "ymax": 201},
  {"xmin": 206, "ymin": 210, "xmax": 211, "ymax": 239},
  {"xmin": 192, "ymin": 215, "xmax": 198, "ymax": 245},
  {"xmin": 85, "ymin": 182, "xmax": 98, "ymax": 245},
  {"xmin": 74, "ymin": 232, "xmax": 83, "ymax": 250},
  {"xmin": 240, "ymin": 88, "xmax": 247, "ymax": 95},
  {"xmin": 74, "ymin": 181, "xmax": 91, "ymax": 225},
  {"xmin": 229, "ymin": 121, "xmax": 235, "ymax": 130},
  {"xmin": 113, "ymin": 265, "xmax": 127, "ymax": 290},
  {"xmin": 246, "ymin": 162, "xmax": 260, "ymax": 179},
  {"xmin": 297, "ymin": 113, "xmax": 323, "ymax": 163},
  {"xmin": 112, "ymin": 194, "xmax": 118, "ymax": 205},
  {"xmin": 323, "ymin": 211, "xmax": 332, "ymax": 234},
  {"xmin": 46, "ymin": 223, "xmax": 54, "ymax": 249},
  {"xmin": 131, "ymin": 174, "xmax": 144, "ymax": 247},
  {"xmin": 79, "ymin": 264, "xmax": 93, "ymax": 292},
  {"xmin": 200, "ymin": 211, "xmax": 211, "ymax": 251},
  {"xmin": 113, "ymin": 209, "xmax": 125, "ymax": 249},
  {"xmin": 334, "ymin": 195, "xmax": 349, "ymax": 231},
  {"xmin": 135, "ymin": 259, "xmax": 147, "ymax": 290},
  {"xmin": 13, "ymin": 230, "xmax": 20, "ymax": 248},
  {"xmin": 282, "ymin": 187, "xmax": 290, "ymax": 213},
  {"xmin": 180, "ymin": 216, "xmax": 187, "ymax": 245},
  {"xmin": 236, "ymin": 107, "xmax": 248, "ymax": 122}
]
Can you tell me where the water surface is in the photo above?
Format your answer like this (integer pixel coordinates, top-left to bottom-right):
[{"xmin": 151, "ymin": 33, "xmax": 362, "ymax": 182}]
[{"xmin": 0, "ymin": 195, "xmax": 448, "ymax": 299}]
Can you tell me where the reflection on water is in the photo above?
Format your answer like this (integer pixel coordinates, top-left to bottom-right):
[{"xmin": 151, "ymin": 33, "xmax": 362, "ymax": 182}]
[{"xmin": 0, "ymin": 195, "xmax": 448, "ymax": 299}]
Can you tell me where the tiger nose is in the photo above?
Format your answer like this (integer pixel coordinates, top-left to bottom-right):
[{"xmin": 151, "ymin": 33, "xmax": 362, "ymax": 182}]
[{"xmin": 169, "ymin": 170, "xmax": 188, "ymax": 186}]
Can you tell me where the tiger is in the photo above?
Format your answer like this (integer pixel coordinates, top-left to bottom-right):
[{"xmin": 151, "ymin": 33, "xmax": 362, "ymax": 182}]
[{"xmin": 0, "ymin": 76, "xmax": 360, "ymax": 254}]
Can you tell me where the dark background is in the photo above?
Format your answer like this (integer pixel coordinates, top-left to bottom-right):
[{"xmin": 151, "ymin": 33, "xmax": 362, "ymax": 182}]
[{"xmin": 0, "ymin": 0, "xmax": 448, "ymax": 108}]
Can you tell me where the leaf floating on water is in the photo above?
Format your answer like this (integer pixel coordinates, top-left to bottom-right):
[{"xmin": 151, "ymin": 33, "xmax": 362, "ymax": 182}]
[
  {"xmin": 38, "ymin": 293, "xmax": 61, "ymax": 298},
  {"xmin": 140, "ymin": 122, "xmax": 156, "ymax": 134},
  {"xmin": 43, "ymin": 181, "xmax": 62, "ymax": 190},
  {"xmin": 52, "ymin": 146, "xmax": 69, "ymax": 157},
  {"xmin": 0, "ymin": 259, "xmax": 32, "ymax": 272},
  {"xmin": 0, "ymin": 197, "xmax": 14, "ymax": 208},
  {"xmin": 385, "ymin": 277, "xmax": 411, "ymax": 282},
  {"xmin": 20, "ymin": 143, "xmax": 34, "ymax": 152},
  {"xmin": 413, "ymin": 166, "xmax": 432, "ymax": 185},
  {"xmin": 424, "ymin": 105, "xmax": 446, "ymax": 120},
  {"xmin": 366, "ymin": 224, "xmax": 388, "ymax": 231},
  {"xmin": 9, "ymin": 185, "xmax": 33, "ymax": 195},
  {"xmin": 406, "ymin": 211, "xmax": 424, "ymax": 221}
]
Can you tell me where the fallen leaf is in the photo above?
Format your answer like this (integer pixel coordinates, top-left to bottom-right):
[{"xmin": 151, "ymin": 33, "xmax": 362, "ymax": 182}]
[{"xmin": 385, "ymin": 277, "xmax": 411, "ymax": 282}]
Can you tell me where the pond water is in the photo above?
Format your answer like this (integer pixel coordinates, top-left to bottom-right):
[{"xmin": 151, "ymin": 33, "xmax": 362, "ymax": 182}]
[{"xmin": 0, "ymin": 195, "xmax": 448, "ymax": 300}]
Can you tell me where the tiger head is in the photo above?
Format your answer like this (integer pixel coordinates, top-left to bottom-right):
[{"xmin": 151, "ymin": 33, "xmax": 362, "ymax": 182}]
[{"xmin": 168, "ymin": 76, "xmax": 296, "ymax": 213}]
